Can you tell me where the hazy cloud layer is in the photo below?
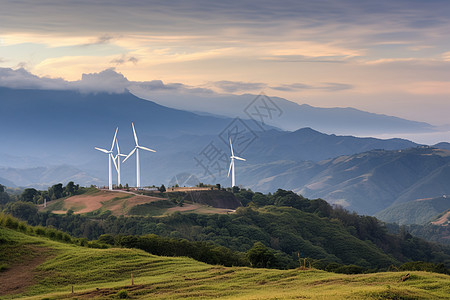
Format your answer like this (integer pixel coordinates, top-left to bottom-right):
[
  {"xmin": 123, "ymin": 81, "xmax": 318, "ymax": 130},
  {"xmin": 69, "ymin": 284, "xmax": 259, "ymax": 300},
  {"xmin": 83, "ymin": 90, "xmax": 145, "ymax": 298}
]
[{"xmin": 0, "ymin": 67, "xmax": 214, "ymax": 94}]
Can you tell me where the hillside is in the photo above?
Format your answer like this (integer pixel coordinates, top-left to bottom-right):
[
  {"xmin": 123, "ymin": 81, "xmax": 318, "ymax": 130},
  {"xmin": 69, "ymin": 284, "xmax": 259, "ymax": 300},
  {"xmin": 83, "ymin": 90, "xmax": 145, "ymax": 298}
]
[
  {"xmin": 43, "ymin": 189, "xmax": 239, "ymax": 217},
  {"xmin": 7, "ymin": 188, "xmax": 450, "ymax": 270},
  {"xmin": 1, "ymin": 224, "xmax": 449, "ymax": 299},
  {"xmin": 375, "ymin": 196, "xmax": 450, "ymax": 225},
  {"xmin": 241, "ymin": 147, "xmax": 450, "ymax": 215}
]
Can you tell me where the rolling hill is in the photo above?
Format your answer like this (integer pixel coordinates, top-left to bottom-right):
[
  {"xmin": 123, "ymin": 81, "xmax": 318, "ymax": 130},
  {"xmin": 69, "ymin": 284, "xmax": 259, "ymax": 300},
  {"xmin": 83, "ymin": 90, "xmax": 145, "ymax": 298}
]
[
  {"xmin": 240, "ymin": 147, "xmax": 450, "ymax": 215},
  {"xmin": 42, "ymin": 189, "xmax": 240, "ymax": 216},
  {"xmin": 1, "ymin": 218, "xmax": 449, "ymax": 299},
  {"xmin": 375, "ymin": 196, "xmax": 450, "ymax": 225}
]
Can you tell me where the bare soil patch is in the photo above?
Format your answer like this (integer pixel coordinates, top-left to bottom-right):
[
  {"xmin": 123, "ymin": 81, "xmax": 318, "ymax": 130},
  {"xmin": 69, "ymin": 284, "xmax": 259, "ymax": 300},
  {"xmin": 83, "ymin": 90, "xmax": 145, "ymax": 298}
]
[
  {"xmin": 167, "ymin": 203, "xmax": 233, "ymax": 214},
  {"xmin": 432, "ymin": 211, "xmax": 450, "ymax": 225},
  {"xmin": 0, "ymin": 246, "xmax": 51, "ymax": 296},
  {"xmin": 67, "ymin": 191, "xmax": 124, "ymax": 214},
  {"xmin": 107, "ymin": 194, "xmax": 162, "ymax": 215},
  {"xmin": 49, "ymin": 190, "xmax": 165, "ymax": 215}
]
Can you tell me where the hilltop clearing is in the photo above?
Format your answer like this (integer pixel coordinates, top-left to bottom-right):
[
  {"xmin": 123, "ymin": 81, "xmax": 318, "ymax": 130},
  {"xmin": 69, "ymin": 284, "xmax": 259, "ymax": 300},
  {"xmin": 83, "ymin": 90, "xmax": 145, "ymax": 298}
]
[{"xmin": 42, "ymin": 189, "xmax": 239, "ymax": 217}]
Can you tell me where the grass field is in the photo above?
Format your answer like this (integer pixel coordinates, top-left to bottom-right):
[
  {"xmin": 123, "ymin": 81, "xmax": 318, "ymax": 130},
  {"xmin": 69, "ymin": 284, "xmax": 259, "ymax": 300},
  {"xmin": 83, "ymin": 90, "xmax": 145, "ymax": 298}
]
[{"xmin": 1, "ymin": 226, "xmax": 449, "ymax": 299}]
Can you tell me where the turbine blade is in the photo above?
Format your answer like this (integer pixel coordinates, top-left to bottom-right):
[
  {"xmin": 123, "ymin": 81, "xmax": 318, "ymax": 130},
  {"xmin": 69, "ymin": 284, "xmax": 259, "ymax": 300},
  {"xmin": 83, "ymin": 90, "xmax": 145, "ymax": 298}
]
[
  {"xmin": 123, "ymin": 147, "xmax": 136, "ymax": 163},
  {"xmin": 132, "ymin": 122, "xmax": 139, "ymax": 146},
  {"xmin": 138, "ymin": 145, "xmax": 156, "ymax": 152},
  {"xmin": 229, "ymin": 138, "xmax": 234, "ymax": 157},
  {"xmin": 110, "ymin": 127, "xmax": 118, "ymax": 151},
  {"xmin": 111, "ymin": 154, "xmax": 118, "ymax": 171},
  {"xmin": 95, "ymin": 147, "xmax": 110, "ymax": 154},
  {"xmin": 234, "ymin": 156, "xmax": 246, "ymax": 161},
  {"xmin": 227, "ymin": 159, "xmax": 233, "ymax": 177},
  {"xmin": 116, "ymin": 138, "xmax": 120, "ymax": 154}
]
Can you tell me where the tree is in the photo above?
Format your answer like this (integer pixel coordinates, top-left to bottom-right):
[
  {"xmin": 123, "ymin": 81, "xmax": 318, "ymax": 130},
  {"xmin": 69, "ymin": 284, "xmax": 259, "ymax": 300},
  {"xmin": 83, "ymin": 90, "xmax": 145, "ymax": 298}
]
[
  {"xmin": 0, "ymin": 185, "xmax": 10, "ymax": 206},
  {"xmin": 5, "ymin": 201, "xmax": 38, "ymax": 222},
  {"xmin": 159, "ymin": 184, "xmax": 166, "ymax": 193},
  {"xmin": 247, "ymin": 242, "xmax": 275, "ymax": 268},
  {"xmin": 21, "ymin": 188, "xmax": 39, "ymax": 203},
  {"xmin": 49, "ymin": 183, "xmax": 64, "ymax": 200},
  {"xmin": 64, "ymin": 181, "xmax": 76, "ymax": 196}
]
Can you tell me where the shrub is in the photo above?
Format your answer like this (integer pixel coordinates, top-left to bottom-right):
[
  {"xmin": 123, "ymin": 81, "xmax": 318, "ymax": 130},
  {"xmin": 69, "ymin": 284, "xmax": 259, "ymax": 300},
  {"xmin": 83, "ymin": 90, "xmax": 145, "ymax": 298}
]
[{"xmin": 117, "ymin": 290, "xmax": 129, "ymax": 299}]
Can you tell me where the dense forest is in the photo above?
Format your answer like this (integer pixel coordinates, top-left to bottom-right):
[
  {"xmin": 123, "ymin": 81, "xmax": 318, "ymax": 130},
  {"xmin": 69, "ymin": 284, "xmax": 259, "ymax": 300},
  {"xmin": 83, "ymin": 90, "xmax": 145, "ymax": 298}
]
[{"xmin": 1, "ymin": 183, "xmax": 449, "ymax": 274}]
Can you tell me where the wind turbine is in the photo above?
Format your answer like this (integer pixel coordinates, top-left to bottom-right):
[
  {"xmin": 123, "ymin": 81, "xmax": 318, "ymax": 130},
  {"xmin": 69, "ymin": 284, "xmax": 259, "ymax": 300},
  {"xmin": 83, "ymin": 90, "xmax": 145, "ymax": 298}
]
[
  {"xmin": 114, "ymin": 139, "xmax": 127, "ymax": 187},
  {"xmin": 227, "ymin": 138, "xmax": 246, "ymax": 187},
  {"xmin": 95, "ymin": 127, "xmax": 118, "ymax": 190},
  {"xmin": 123, "ymin": 122, "xmax": 156, "ymax": 188}
]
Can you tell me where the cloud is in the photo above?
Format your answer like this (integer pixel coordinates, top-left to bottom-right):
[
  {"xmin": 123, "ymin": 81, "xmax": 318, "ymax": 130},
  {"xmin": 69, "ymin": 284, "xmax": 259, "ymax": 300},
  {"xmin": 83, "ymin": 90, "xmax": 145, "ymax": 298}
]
[
  {"xmin": 110, "ymin": 55, "xmax": 139, "ymax": 65},
  {"xmin": 110, "ymin": 54, "xmax": 139, "ymax": 66},
  {"xmin": 442, "ymin": 52, "xmax": 450, "ymax": 61},
  {"xmin": 128, "ymin": 56, "xmax": 139, "ymax": 64},
  {"xmin": 0, "ymin": 67, "xmax": 213, "ymax": 95},
  {"xmin": 0, "ymin": 67, "xmax": 69, "ymax": 90},
  {"xmin": 0, "ymin": 67, "xmax": 129, "ymax": 93},
  {"xmin": 211, "ymin": 81, "xmax": 266, "ymax": 93},
  {"xmin": 262, "ymin": 55, "xmax": 349, "ymax": 63},
  {"xmin": 270, "ymin": 82, "xmax": 353, "ymax": 92},
  {"xmin": 81, "ymin": 34, "xmax": 114, "ymax": 47}
]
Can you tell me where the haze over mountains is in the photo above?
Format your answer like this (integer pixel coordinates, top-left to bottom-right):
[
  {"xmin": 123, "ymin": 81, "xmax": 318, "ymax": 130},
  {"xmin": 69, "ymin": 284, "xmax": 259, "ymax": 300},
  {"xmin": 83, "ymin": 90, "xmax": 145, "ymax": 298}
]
[{"xmin": 1, "ymin": 81, "xmax": 450, "ymax": 219}]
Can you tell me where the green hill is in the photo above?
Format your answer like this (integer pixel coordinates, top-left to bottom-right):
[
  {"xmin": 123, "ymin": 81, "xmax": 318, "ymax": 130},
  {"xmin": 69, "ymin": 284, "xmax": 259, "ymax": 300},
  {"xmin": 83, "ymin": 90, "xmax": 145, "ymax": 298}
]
[
  {"xmin": 376, "ymin": 196, "xmax": 450, "ymax": 225},
  {"xmin": 5, "ymin": 188, "xmax": 450, "ymax": 270},
  {"xmin": 1, "ymin": 222, "xmax": 450, "ymax": 299}
]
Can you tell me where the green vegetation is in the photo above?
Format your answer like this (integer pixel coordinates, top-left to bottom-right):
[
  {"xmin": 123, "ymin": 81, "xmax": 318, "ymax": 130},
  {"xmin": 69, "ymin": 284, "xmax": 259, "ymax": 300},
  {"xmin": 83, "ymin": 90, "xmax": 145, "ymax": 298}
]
[
  {"xmin": 128, "ymin": 200, "xmax": 176, "ymax": 216},
  {"xmin": 3, "ymin": 187, "xmax": 450, "ymax": 274},
  {"xmin": 376, "ymin": 196, "xmax": 450, "ymax": 225},
  {"xmin": 1, "ymin": 223, "xmax": 450, "ymax": 299},
  {"xmin": 0, "ymin": 182, "xmax": 95, "ymax": 209}
]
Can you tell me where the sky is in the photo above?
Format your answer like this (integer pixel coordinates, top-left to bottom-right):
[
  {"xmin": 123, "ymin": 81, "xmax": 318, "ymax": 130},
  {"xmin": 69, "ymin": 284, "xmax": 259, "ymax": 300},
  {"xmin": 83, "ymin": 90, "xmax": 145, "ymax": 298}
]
[{"xmin": 1, "ymin": 0, "xmax": 450, "ymax": 126}]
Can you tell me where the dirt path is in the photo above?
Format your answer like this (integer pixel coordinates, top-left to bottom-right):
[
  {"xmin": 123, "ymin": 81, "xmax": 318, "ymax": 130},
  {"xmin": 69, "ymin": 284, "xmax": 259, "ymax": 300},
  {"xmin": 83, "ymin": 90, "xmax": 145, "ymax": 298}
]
[
  {"xmin": 0, "ymin": 246, "xmax": 50, "ymax": 296},
  {"xmin": 432, "ymin": 211, "xmax": 450, "ymax": 225}
]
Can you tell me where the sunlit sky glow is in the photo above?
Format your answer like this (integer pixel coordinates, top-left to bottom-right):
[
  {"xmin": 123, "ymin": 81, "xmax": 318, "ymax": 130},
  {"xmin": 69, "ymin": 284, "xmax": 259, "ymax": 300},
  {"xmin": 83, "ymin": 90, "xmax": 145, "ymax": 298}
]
[{"xmin": 1, "ymin": 0, "xmax": 450, "ymax": 125}]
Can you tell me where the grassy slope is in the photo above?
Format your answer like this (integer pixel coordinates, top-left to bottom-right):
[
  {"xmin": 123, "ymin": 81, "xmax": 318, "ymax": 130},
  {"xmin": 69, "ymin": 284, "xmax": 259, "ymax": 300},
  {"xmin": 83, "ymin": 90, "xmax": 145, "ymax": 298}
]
[{"xmin": 1, "ymin": 227, "xmax": 449, "ymax": 299}]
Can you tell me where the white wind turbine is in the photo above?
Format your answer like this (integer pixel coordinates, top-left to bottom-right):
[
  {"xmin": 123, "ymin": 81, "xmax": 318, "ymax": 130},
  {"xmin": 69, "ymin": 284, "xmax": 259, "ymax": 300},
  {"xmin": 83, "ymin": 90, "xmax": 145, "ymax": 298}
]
[
  {"xmin": 95, "ymin": 127, "xmax": 118, "ymax": 190},
  {"xmin": 114, "ymin": 138, "xmax": 127, "ymax": 187},
  {"xmin": 227, "ymin": 138, "xmax": 246, "ymax": 187},
  {"xmin": 123, "ymin": 122, "xmax": 156, "ymax": 188}
]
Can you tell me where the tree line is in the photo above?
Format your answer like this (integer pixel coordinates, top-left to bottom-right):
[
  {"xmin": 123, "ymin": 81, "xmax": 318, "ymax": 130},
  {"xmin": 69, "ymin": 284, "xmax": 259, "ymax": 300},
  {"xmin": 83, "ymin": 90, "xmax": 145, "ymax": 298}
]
[{"xmin": 1, "ymin": 184, "xmax": 449, "ymax": 274}]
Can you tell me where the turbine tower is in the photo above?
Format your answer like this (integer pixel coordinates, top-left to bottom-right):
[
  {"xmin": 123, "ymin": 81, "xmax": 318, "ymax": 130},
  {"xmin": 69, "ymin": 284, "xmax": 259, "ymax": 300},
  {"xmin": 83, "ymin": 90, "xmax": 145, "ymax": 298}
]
[
  {"xmin": 95, "ymin": 127, "xmax": 118, "ymax": 190},
  {"xmin": 227, "ymin": 138, "xmax": 246, "ymax": 187},
  {"xmin": 114, "ymin": 139, "xmax": 127, "ymax": 187},
  {"xmin": 123, "ymin": 122, "xmax": 156, "ymax": 188}
]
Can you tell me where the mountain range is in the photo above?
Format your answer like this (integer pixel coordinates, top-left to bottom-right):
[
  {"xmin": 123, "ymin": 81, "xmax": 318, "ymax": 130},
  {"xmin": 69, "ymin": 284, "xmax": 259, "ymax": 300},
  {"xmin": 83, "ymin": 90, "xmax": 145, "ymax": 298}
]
[
  {"xmin": 132, "ymin": 89, "xmax": 436, "ymax": 135},
  {"xmin": 240, "ymin": 147, "xmax": 450, "ymax": 215},
  {"xmin": 1, "ymin": 86, "xmax": 450, "ymax": 218}
]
